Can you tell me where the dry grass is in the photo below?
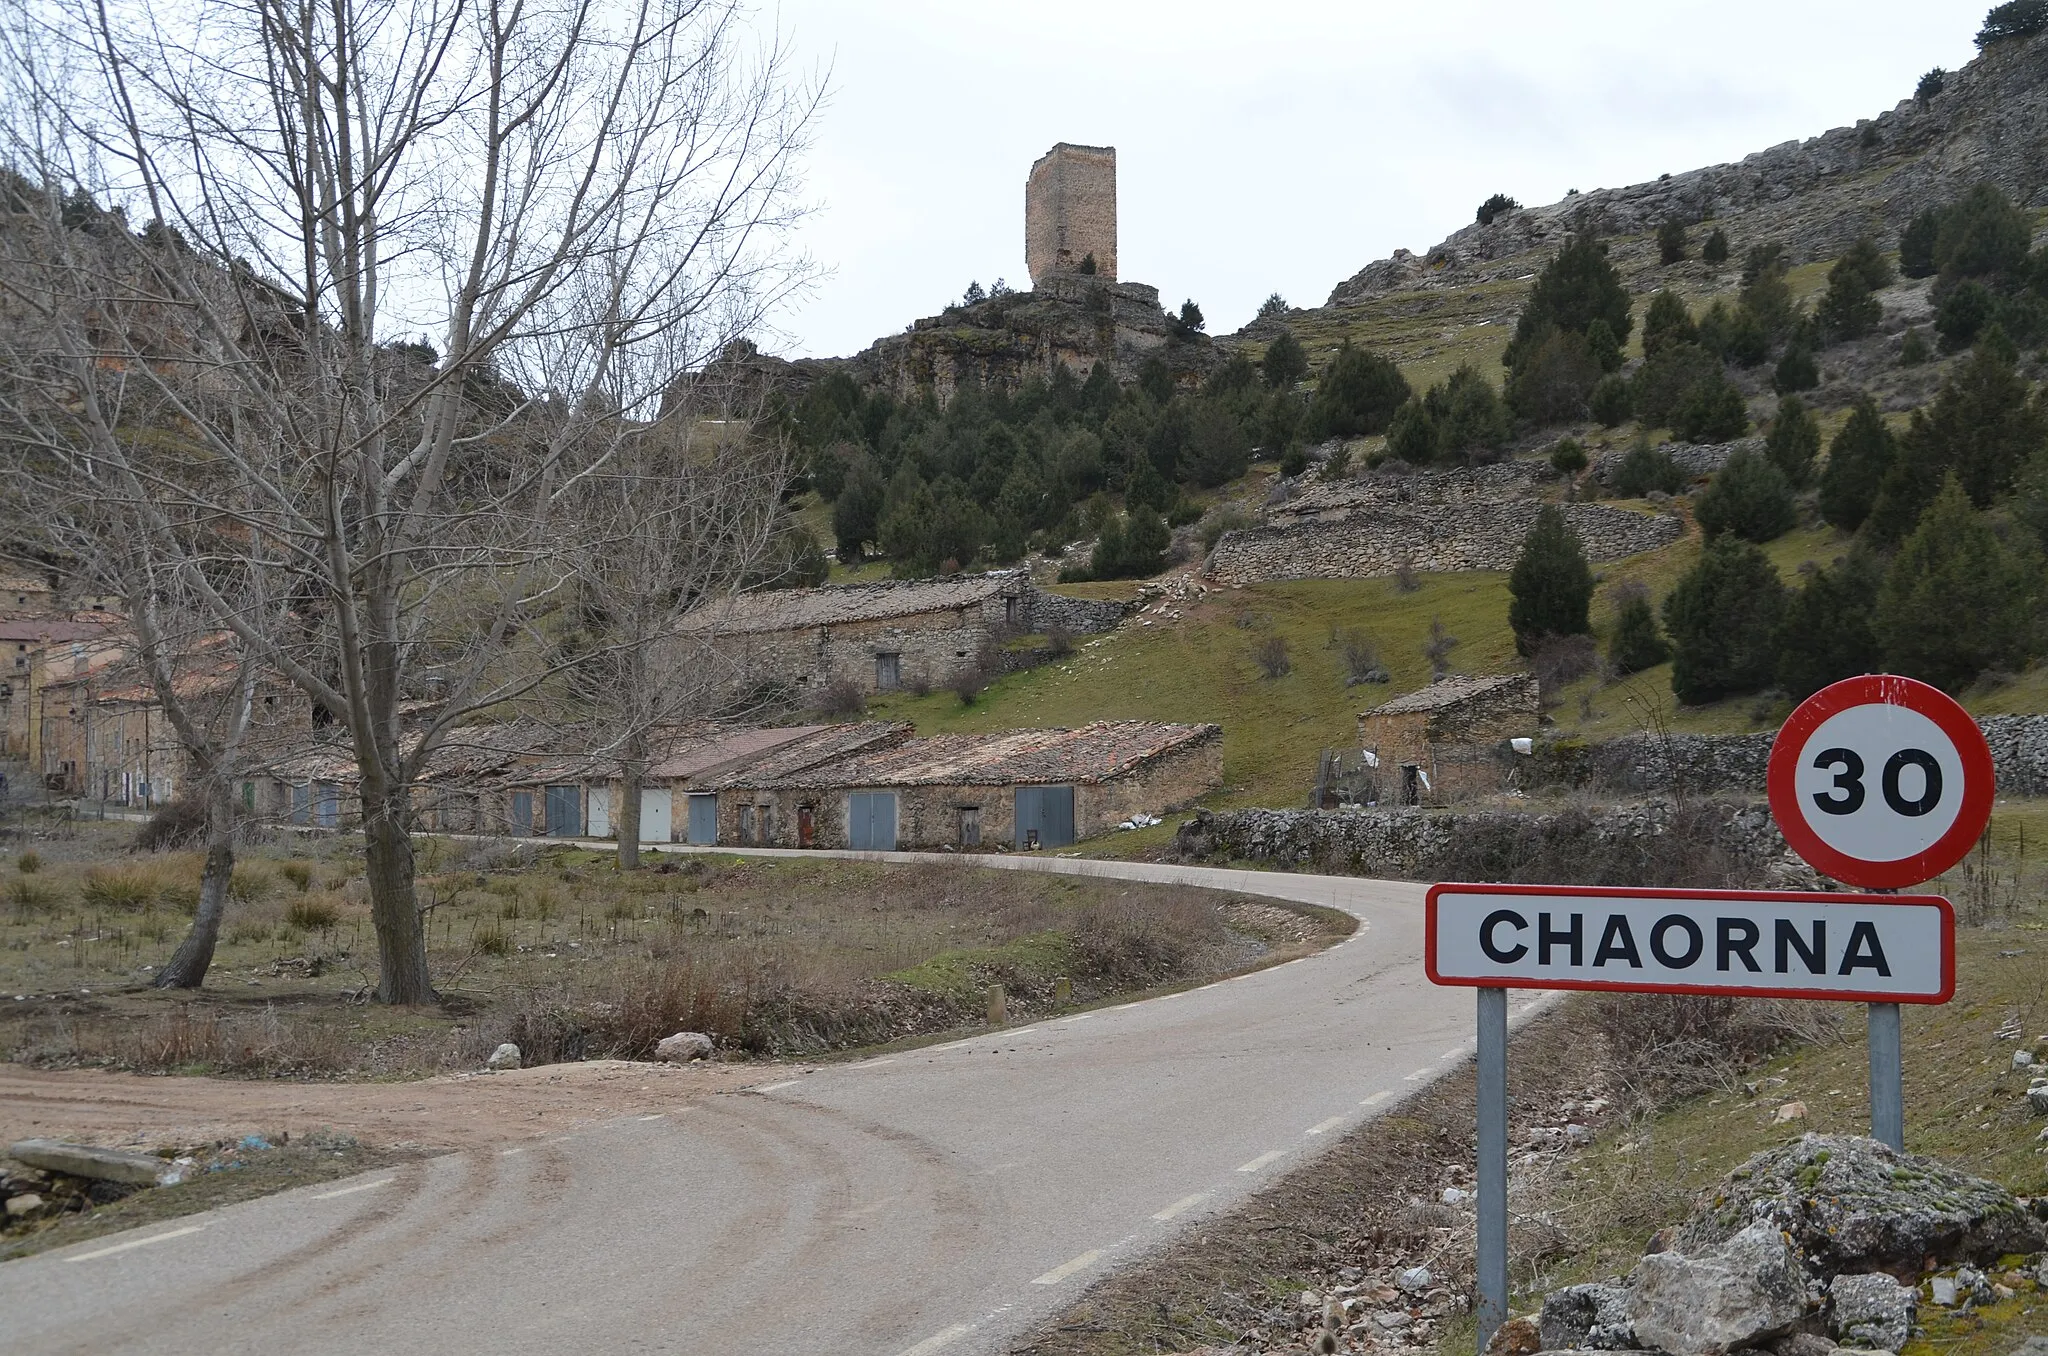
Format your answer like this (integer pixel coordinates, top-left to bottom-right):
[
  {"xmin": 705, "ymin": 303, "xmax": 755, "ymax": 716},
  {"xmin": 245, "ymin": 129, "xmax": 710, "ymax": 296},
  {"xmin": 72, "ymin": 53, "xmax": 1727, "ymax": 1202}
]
[{"xmin": 0, "ymin": 824, "xmax": 1344, "ymax": 1077}]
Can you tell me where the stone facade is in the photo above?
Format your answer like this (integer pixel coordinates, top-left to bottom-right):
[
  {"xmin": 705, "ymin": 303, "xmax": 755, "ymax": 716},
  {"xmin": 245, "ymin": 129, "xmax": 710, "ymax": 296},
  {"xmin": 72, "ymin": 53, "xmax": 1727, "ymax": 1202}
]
[
  {"xmin": 1026, "ymin": 143, "xmax": 1117, "ymax": 286},
  {"xmin": 1204, "ymin": 463, "xmax": 1681, "ymax": 585},
  {"xmin": 679, "ymin": 574, "xmax": 1127, "ymax": 699},
  {"xmin": 1359, "ymin": 674, "xmax": 1540, "ymax": 805},
  {"xmin": 1172, "ymin": 800, "xmax": 1818, "ymax": 890},
  {"xmin": 717, "ymin": 721, "xmax": 1222, "ymax": 852}
]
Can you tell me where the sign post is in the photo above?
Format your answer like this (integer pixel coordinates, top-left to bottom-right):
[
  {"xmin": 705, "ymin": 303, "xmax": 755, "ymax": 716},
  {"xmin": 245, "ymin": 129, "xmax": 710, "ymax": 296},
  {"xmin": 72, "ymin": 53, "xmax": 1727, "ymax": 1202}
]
[{"xmin": 1475, "ymin": 986, "xmax": 1507, "ymax": 1345}]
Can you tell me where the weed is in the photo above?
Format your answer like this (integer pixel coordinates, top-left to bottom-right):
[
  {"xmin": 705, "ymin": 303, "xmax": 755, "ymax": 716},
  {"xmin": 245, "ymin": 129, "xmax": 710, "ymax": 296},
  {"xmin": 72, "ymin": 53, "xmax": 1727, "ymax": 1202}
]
[
  {"xmin": 228, "ymin": 865, "xmax": 274, "ymax": 903},
  {"xmin": 7, "ymin": 879, "xmax": 57, "ymax": 915},
  {"xmin": 474, "ymin": 925, "xmax": 511, "ymax": 957},
  {"xmin": 226, "ymin": 921, "xmax": 271, "ymax": 946},
  {"xmin": 1251, "ymin": 634, "xmax": 1292, "ymax": 678},
  {"xmin": 81, "ymin": 866, "xmax": 158, "ymax": 911},
  {"xmin": 16, "ymin": 851, "xmax": 40, "ymax": 874},
  {"xmin": 279, "ymin": 861, "xmax": 314, "ymax": 892},
  {"xmin": 285, "ymin": 896, "xmax": 340, "ymax": 931}
]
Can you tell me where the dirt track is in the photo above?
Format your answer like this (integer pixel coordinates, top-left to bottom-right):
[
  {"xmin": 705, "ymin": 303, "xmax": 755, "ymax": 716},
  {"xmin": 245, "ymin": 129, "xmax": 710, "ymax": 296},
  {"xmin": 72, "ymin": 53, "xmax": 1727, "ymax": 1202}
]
[{"xmin": 0, "ymin": 1059, "xmax": 782, "ymax": 1153}]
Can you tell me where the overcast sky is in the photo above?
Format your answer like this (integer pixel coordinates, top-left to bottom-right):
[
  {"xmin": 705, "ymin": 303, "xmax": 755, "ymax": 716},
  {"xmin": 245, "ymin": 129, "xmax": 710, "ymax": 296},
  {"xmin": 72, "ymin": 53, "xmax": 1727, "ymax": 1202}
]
[{"xmin": 768, "ymin": 1, "xmax": 1988, "ymax": 359}]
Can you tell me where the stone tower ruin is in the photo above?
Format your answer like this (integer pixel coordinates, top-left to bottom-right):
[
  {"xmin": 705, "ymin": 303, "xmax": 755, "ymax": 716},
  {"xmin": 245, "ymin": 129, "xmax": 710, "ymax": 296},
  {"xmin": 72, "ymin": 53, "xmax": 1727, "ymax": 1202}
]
[{"xmin": 1026, "ymin": 143, "xmax": 1117, "ymax": 287}]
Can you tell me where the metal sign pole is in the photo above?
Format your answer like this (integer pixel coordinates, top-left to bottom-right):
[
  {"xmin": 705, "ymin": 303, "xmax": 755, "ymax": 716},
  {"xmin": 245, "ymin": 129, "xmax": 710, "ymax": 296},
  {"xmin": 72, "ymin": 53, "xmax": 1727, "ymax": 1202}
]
[
  {"xmin": 1868, "ymin": 1002, "xmax": 1904, "ymax": 1150},
  {"xmin": 1476, "ymin": 986, "xmax": 1508, "ymax": 1354}
]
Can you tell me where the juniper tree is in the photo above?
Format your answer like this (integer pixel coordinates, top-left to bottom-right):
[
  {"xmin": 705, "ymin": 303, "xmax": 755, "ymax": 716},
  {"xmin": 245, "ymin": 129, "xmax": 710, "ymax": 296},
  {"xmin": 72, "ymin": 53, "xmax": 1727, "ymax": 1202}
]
[
  {"xmin": 1673, "ymin": 373, "xmax": 1751, "ymax": 442},
  {"xmin": 1662, "ymin": 537, "xmax": 1789, "ymax": 704},
  {"xmin": 1774, "ymin": 553, "xmax": 1883, "ymax": 701},
  {"xmin": 1657, "ymin": 220, "xmax": 1688, "ymax": 266},
  {"xmin": 1765, "ymin": 396, "xmax": 1822, "ymax": 487},
  {"xmin": 1641, "ymin": 291, "xmax": 1699, "ymax": 358},
  {"xmin": 1506, "ymin": 506, "xmax": 1595, "ymax": 656},
  {"xmin": 1589, "ymin": 374, "xmax": 1634, "ymax": 427},
  {"xmin": 1310, "ymin": 341, "xmax": 1411, "ymax": 437},
  {"xmin": 1817, "ymin": 396, "xmax": 1897, "ymax": 531},
  {"xmin": 1899, "ymin": 209, "xmax": 1942, "ymax": 279},
  {"xmin": 1263, "ymin": 329, "xmax": 1309, "ymax": 389},
  {"xmin": 1702, "ymin": 228, "xmax": 1730, "ymax": 265},
  {"xmin": 1874, "ymin": 477, "xmax": 2041, "ymax": 691},
  {"xmin": 1608, "ymin": 585, "xmax": 1671, "ymax": 676},
  {"xmin": 1816, "ymin": 252, "xmax": 1883, "ymax": 342},
  {"xmin": 1773, "ymin": 344, "xmax": 1820, "ymax": 394},
  {"xmin": 1695, "ymin": 447, "xmax": 1797, "ymax": 543}
]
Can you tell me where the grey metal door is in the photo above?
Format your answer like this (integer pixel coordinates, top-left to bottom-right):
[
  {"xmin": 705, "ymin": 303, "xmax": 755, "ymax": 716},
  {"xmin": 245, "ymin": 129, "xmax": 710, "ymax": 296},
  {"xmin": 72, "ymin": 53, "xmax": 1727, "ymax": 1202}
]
[
  {"xmin": 847, "ymin": 791, "xmax": 897, "ymax": 851},
  {"xmin": 686, "ymin": 793, "xmax": 719, "ymax": 845},
  {"xmin": 545, "ymin": 784, "xmax": 582, "ymax": 836},
  {"xmin": 1014, "ymin": 785, "xmax": 1076, "ymax": 848}
]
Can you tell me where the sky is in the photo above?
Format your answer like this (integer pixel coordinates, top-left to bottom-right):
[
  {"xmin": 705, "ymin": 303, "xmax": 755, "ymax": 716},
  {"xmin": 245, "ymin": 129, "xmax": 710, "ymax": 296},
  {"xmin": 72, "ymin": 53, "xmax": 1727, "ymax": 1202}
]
[{"xmin": 767, "ymin": 1, "xmax": 1989, "ymax": 360}]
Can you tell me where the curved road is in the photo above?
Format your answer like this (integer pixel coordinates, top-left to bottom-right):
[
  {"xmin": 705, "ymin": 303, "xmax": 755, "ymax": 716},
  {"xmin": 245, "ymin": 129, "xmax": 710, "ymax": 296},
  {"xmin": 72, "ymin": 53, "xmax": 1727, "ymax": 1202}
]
[{"xmin": 2, "ymin": 851, "xmax": 1540, "ymax": 1356}]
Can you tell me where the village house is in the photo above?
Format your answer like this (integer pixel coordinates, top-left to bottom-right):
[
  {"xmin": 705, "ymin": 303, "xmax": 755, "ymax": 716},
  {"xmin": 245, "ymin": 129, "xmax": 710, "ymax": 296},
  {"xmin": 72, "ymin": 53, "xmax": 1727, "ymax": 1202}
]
[
  {"xmin": 713, "ymin": 720, "xmax": 1222, "ymax": 852},
  {"xmin": 654, "ymin": 722, "xmax": 911, "ymax": 845},
  {"xmin": 675, "ymin": 573, "xmax": 1126, "ymax": 700},
  {"xmin": 1357, "ymin": 673, "xmax": 1540, "ymax": 806}
]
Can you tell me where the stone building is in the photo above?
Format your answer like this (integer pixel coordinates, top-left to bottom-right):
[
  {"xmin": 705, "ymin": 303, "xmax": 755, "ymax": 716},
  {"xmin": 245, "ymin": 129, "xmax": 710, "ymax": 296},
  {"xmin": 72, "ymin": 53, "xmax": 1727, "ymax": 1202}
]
[
  {"xmin": 1026, "ymin": 143, "xmax": 1117, "ymax": 285},
  {"xmin": 1358, "ymin": 674, "xmax": 1539, "ymax": 806},
  {"xmin": 677, "ymin": 574, "xmax": 1125, "ymax": 700},
  {"xmin": 715, "ymin": 720, "xmax": 1222, "ymax": 852}
]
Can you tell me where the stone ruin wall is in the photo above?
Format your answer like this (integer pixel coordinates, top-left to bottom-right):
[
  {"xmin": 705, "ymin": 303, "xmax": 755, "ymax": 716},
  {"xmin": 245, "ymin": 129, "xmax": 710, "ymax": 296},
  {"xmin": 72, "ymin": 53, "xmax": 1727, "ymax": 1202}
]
[
  {"xmin": 1026, "ymin": 143, "xmax": 1117, "ymax": 286},
  {"xmin": 1204, "ymin": 499, "xmax": 1682, "ymax": 585}
]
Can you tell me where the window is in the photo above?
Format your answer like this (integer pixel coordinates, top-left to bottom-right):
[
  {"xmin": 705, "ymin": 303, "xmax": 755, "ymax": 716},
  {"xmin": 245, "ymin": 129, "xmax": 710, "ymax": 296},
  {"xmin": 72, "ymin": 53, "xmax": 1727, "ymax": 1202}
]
[{"xmin": 875, "ymin": 652, "xmax": 901, "ymax": 691}]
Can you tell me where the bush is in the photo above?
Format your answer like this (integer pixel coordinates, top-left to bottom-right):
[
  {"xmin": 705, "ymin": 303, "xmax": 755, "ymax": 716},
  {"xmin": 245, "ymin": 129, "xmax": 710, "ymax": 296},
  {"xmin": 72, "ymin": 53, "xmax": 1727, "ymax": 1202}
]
[
  {"xmin": 1309, "ymin": 340, "xmax": 1411, "ymax": 438},
  {"xmin": 1875, "ymin": 476, "xmax": 2041, "ymax": 691},
  {"xmin": 1385, "ymin": 398, "xmax": 1438, "ymax": 464},
  {"xmin": 1936, "ymin": 182, "xmax": 2032, "ymax": 280},
  {"xmin": 1506, "ymin": 326, "xmax": 1603, "ymax": 425},
  {"xmin": 136, "ymin": 796, "xmax": 208, "ymax": 852},
  {"xmin": 1764, "ymin": 395, "xmax": 1821, "ymax": 486},
  {"xmin": 1549, "ymin": 437, "xmax": 1588, "ymax": 476},
  {"xmin": 1702, "ymin": 228, "xmax": 1729, "ymax": 265},
  {"xmin": 812, "ymin": 677, "xmax": 865, "ymax": 717},
  {"xmin": 1899, "ymin": 208, "xmax": 1941, "ymax": 279},
  {"xmin": 1772, "ymin": 344, "xmax": 1819, "ymax": 394},
  {"xmin": 1838, "ymin": 234, "xmax": 1896, "ymax": 292},
  {"xmin": 1916, "ymin": 67, "xmax": 1946, "ymax": 103},
  {"xmin": 1672, "ymin": 372, "xmax": 1750, "ymax": 442},
  {"xmin": 82, "ymin": 866, "xmax": 158, "ymax": 910},
  {"xmin": 1977, "ymin": 0, "xmax": 2048, "ymax": 47},
  {"xmin": 1817, "ymin": 395, "xmax": 1896, "ymax": 530},
  {"xmin": 1424, "ymin": 365, "xmax": 1510, "ymax": 461},
  {"xmin": 280, "ymin": 861, "xmax": 314, "ymax": 892},
  {"xmin": 1937, "ymin": 279, "xmax": 1996, "ymax": 350},
  {"xmin": 1175, "ymin": 299, "xmax": 1205, "ymax": 335},
  {"xmin": 1656, "ymin": 220, "xmax": 1688, "ymax": 266},
  {"xmin": 1662, "ymin": 536, "xmax": 1789, "ymax": 704},
  {"xmin": 1089, "ymin": 506, "xmax": 1169, "ymax": 580},
  {"xmin": 1589, "ymin": 373, "xmax": 1633, "ymax": 426},
  {"xmin": 16, "ymin": 851, "xmax": 40, "ymax": 874},
  {"xmin": 951, "ymin": 665, "xmax": 987, "ymax": 706},
  {"xmin": 1336, "ymin": 628, "xmax": 1389, "ymax": 686},
  {"xmin": 1262, "ymin": 329, "xmax": 1308, "ymax": 389},
  {"xmin": 286, "ymin": 896, "xmax": 340, "ymax": 931},
  {"xmin": 1476, "ymin": 192, "xmax": 1520, "ymax": 226},
  {"xmin": 1608, "ymin": 438, "xmax": 1685, "ymax": 497},
  {"xmin": 1251, "ymin": 634, "xmax": 1292, "ymax": 678},
  {"xmin": 1641, "ymin": 290, "xmax": 1698, "ymax": 358},
  {"xmin": 1695, "ymin": 447, "xmax": 1797, "ymax": 543},
  {"xmin": 1900, "ymin": 327, "xmax": 1932, "ymax": 364},
  {"xmin": 1608, "ymin": 584, "xmax": 1671, "ymax": 675},
  {"xmin": 1630, "ymin": 341, "xmax": 1724, "ymax": 427},
  {"xmin": 1816, "ymin": 250, "xmax": 1883, "ymax": 343},
  {"xmin": 1507, "ymin": 506, "xmax": 1595, "ymax": 656},
  {"xmin": 1774, "ymin": 552, "xmax": 1883, "ymax": 700}
]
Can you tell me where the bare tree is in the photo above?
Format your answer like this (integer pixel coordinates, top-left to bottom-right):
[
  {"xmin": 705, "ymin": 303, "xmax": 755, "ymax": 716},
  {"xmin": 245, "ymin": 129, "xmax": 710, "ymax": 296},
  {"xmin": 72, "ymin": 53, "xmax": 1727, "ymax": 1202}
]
[{"xmin": 0, "ymin": 0, "xmax": 819, "ymax": 1001}]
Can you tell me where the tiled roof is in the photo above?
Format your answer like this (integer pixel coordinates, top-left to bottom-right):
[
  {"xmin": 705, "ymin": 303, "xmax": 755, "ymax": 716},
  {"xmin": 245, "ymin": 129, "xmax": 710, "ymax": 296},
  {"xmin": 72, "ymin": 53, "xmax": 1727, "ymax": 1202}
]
[
  {"xmin": 648, "ymin": 725, "xmax": 832, "ymax": 780},
  {"xmin": 1362, "ymin": 673, "xmax": 1534, "ymax": 717},
  {"xmin": 0, "ymin": 618, "xmax": 122, "ymax": 644},
  {"xmin": 693, "ymin": 722, "xmax": 912, "ymax": 788},
  {"xmin": 747, "ymin": 720, "xmax": 1219, "ymax": 789},
  {"xmin": 676, "ymin": 574, "xmax": 1021, "ymax": 636}
]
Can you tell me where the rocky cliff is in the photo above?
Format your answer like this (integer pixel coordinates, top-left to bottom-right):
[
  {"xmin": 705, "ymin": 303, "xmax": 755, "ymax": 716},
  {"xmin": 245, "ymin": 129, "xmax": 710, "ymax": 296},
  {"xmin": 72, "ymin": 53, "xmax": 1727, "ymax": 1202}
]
[{"xmin": 1321, "ymin": 30, "xmax": 2048, "ymax": 308}]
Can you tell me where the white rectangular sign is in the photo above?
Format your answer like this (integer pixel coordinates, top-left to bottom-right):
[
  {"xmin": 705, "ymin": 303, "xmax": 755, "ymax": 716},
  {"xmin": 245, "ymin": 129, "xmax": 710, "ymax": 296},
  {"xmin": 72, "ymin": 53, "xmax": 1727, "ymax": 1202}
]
[{"xmin": 1426, "ymin": 883, "xmax": 1954, "ymax": 1003}]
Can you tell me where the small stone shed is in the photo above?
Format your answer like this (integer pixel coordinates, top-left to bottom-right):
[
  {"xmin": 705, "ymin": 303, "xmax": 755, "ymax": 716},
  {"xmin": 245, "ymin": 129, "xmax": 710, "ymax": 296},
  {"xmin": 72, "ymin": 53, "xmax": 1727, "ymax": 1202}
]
[
  {"xmin": 714, "ymin": 720, "xmax": 1222, "ymax": 852},
  {"xmin": 660, "ymin": 721, "xmax": 911, "ymax": 845},
  {"xmin": 676, "ymin": 573, "xmax": 1125, "ymax": 699},
  {"xmin": 1358, "ymin": 673, "xmax": 1539, "ymax": 806}
]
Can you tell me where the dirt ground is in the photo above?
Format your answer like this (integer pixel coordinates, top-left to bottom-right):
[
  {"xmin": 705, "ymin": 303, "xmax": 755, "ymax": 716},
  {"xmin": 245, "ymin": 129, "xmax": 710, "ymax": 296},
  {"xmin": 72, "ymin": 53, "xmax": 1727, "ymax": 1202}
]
[{"xmin": 0, "ymin": 1057, "xmax": 779, "ymax": 1155}]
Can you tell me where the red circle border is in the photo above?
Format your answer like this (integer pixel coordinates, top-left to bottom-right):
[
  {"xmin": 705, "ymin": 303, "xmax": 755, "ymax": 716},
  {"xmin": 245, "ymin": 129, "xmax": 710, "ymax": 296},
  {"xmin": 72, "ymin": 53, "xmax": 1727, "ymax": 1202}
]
[{"xmin": 1766, "ymin": 675, "xmax": 1995, "ymax": 889}]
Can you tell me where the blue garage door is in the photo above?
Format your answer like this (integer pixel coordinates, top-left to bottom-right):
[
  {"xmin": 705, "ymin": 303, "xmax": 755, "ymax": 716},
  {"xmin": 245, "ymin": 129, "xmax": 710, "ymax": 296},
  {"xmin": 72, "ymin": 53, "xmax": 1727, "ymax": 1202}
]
[
  {"xmin": 545, "ymin": 784, "xmax": 582, "ymax": 837},
  {"xmin": 1014, "ymin": 785, "xmax": 1076, "ymax": 849},
  {"xmin": 685, "ymin": 794, "xmax": 719, "ymax": 845},
  {"xmin": 847, "ymin": 791, "xmax": 898, "ymax": 851}
]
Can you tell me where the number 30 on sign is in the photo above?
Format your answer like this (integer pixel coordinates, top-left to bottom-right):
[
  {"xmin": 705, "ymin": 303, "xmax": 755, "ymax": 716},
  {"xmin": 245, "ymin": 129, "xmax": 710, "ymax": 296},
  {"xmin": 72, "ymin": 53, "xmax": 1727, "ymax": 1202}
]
[{"xmin": 1766, "ymin": 674, "xmax": 1995, "ymax": 889}]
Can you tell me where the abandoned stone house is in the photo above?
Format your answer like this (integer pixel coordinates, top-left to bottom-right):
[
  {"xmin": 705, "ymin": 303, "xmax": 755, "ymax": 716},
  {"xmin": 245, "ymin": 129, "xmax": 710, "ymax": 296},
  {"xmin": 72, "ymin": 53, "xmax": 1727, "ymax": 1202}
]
[
  {"xmin": 678, "ymin": 574, "xmax": 1125, "ymax": 699},
  {"xmin": 1358, "ymin": 674, "xmax": 1540, "ymax": 806},
  {"xmin": 713, "ymin": 720, "xmax": 1222, "ymax": 852},
  {"xmin": 1026, "ymin": 142, "xmax": 1117, "ymax": 286}
]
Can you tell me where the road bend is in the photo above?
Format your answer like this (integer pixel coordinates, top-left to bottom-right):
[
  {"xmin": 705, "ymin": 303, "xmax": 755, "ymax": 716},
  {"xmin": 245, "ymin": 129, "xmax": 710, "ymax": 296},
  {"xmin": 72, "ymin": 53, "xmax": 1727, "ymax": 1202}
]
[{"xmin": 1, "ymin": 852, "xmax": 1547, "ymax": 1356}]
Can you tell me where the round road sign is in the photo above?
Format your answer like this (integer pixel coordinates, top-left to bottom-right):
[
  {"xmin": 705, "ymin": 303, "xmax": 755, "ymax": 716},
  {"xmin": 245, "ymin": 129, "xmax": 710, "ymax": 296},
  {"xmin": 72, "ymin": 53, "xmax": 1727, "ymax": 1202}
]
[{"xmin": 1767, "ymin": 675, "xmax": 1994, "ymax": 889}]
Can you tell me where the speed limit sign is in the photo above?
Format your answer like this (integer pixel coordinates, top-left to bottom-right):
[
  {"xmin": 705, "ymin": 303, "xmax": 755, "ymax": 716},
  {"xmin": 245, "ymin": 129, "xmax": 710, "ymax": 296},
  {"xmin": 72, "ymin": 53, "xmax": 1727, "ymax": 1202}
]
[{"xmin": 1768, "ymin": 675, "xmax": 1995, "ymax": 889}]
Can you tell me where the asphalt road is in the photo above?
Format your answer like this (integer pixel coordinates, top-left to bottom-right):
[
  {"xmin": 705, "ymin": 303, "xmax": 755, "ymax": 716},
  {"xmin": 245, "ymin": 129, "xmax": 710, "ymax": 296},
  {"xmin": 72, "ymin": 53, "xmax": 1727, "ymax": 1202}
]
[{"xmin": 2, "ymin": 852, "xmax": 1540, "ymax": 1356}]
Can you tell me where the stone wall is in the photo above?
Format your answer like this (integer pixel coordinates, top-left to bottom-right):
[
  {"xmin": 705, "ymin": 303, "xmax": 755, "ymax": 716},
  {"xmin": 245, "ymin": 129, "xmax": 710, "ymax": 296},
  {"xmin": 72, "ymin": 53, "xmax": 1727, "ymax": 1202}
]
[
  {"xmin": 1026, "ymin": 143, "xmax": 1117, "ymax": 285},
  {"xmin": 1025, "ymin": 588, "xmax": 1129, "ymax": 637},
  {"xmin": 1531, "ymin": 714, "xmax": 2048, "ymax": 796},
  {"xmin": 1204, "ymin": 499, "xmax": 1681, "ymax": 585},
  {"xmin": 1172, "ymin": 800, "xmax": 1818, "ymax": 890}
]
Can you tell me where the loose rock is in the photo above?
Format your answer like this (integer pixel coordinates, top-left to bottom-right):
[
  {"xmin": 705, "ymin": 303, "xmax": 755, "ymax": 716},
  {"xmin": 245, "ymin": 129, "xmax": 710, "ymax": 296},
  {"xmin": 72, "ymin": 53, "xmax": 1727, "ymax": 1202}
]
[
  {"xmin": 1631, "ymin": 1221, "xmax": 1809, "ymax": 1356},
  {"xmin": 485, "ymin": 1042, "xmax": 522, "ymax": 1071},
  {"xmin": 7, "ymin": 1138, "xmax": 173, "ymax": 1187},
  {"xmin": 1539, "ymin": 1283, "xmax": 1637, "ymax": 1351},
  {"xmin": 4, "ymin": 1192, "xmax": 42, "ymax": 1218},
  {"xmin": 1398, "ymin": 1265, "xmax": 1433, "ymax": 1293},
  {"xmin": 1485, "ymin": 1315, "xmax": 1542, "ymax": 1356},
  {"xmin": 1828, "ymin": 1271, "xmax": 1916, "ymax": 1350},
  {"xmin": 655, "ymin": 1031, "xmax": 714, "ymax": 1063},
  {"xmin": 1774, "ymin": 1101, "xmax": 1808, "ymax": 1124}
]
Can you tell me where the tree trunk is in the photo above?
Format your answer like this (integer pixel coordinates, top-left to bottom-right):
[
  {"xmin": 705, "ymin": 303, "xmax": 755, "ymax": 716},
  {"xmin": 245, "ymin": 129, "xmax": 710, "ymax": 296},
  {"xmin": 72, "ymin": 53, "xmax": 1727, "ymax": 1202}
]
[
  {"xmin": 616, "ymin": 758, "xmax": 644, "ymax": 871},
  {"xmin": 361, "ymin": 781, "xmax": 436, "ymax": 1004},
  {"xmin": 153, "ymin": 780, "xmax": 234, "ymax": 989}
]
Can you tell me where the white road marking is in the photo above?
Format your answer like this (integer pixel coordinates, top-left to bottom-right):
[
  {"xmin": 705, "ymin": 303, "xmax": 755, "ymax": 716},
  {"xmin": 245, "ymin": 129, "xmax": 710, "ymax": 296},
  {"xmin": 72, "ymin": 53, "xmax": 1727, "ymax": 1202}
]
[
  {"xmin": 1236, "ymin": 1150, "xmax": 1286, "ymax": 1173},
  {"xmin": 753, "ymin": 1080, "xmax": 801, "ymax": 1093},
  {"xmin": 1361, "ymin": 1090, "xmax": 1394, "ymax": 1107},
  {"xmin": 1151, "ymin": 1192, "xmax": 1210, "ymax": 1221},
  {"xmin": 65, "ymin": 1225, "xmax": 205, "ymax": 1262},
  {"xmin": 1032, "ymin": 1248, "xmax": 1105, "ymax": 1285},
  {"xmin": 310, "ymin": 1178, "xmax": 393, "ymax": 1201},
  {"xmin": 1007, "ymin": 1027, "xmax": 1039, "ymax": 1037},
  {"xmin": 636, "ymin": 1113, "xmax": 665, "ymax": 1121},
  {"xmin": 1441, "ymin": 1046, "xmax": 1469, "ymax": 1060},
  {"xmin": 1305, "ymin": 1115, "xmax": 1347, "ymax": 1136},
  {"xmin": 897, "ymin": 1323, "xmax": 973, "ymax": 1355},
  {"xmin": 500, "ymin": 1146, "xmax": 528, "ymax": 1156},
  {"xmin": 861, "ymin": 1057, "xmax": 899, "ymax": 1068},
  {"xmin": 1058, "ymin": 1013, "xmax": 1094, "ymax": 1024},
  {"xmin": 1403, "ymin": 1067, "xmax": 1434, "ymax": 1081}
]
